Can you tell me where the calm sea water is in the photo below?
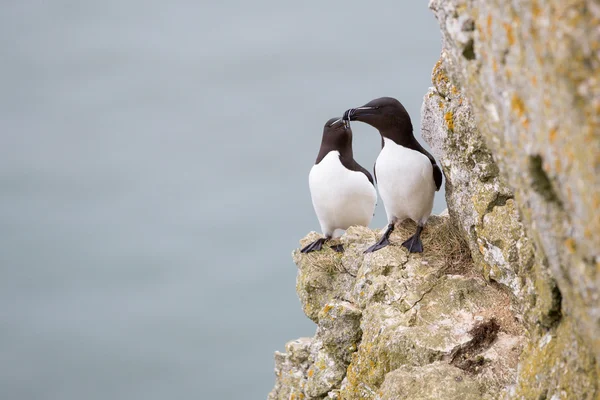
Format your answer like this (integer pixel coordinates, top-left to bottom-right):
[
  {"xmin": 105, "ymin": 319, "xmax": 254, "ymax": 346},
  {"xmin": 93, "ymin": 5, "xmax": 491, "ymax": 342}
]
[{"xmin": 0, "ymin": 2, "xmax": 442, "ymax": 399}]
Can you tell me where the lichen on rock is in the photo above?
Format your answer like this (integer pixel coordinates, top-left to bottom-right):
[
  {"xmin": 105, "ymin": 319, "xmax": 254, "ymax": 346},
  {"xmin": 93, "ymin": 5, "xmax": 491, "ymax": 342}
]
[
  {"xmin": 269, "ymin": 218, "xmax": 525, "ymax": 399},
  {"xmin": 423, "ymin": 0, "xmax": 600, "ymax": 397}
]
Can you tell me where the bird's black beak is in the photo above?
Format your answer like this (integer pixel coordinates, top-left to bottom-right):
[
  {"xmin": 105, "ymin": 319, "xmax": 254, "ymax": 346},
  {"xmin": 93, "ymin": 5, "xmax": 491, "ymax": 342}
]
[{"xmin": 342, "ymin": 106, "xmax": 377, "ymax": 122}]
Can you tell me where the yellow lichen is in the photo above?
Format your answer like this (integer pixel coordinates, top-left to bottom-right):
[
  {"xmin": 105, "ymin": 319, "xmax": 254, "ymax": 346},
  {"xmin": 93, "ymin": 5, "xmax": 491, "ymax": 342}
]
[
  {"xmin": 487, "ymin": 14, "xmax": 493, "ymax": 37},
  {"xmin": 307, "ymin": 369, "xmax": 314, "ymax": 377},
  {"xmin": 432, "ymin": 59, "xmax": 449, "ymax": 90},
  {"xmin": 549, "ymin": 127, "xmax": 558, "ymax": 143},
  {"xmin": 511, "ymin": 94, "xmax": 526, "ymax": 117},
  {"xmin": 444, "ymin": 111, "xmax": 454, "ymax": 132},
  {"xmin": 532, "ymin": 0, "xmax": 542, "ymax": 18},
  {"xmin": 503, "ymin": 22, "xmax": 515, "ymax": 46}
]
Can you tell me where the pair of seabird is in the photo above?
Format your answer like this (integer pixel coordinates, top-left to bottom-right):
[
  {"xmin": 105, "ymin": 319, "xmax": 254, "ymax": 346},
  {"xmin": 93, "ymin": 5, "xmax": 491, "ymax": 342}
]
[{"xmin": 301, "ymin": 97, "xmax": 443, "ymax": 254}]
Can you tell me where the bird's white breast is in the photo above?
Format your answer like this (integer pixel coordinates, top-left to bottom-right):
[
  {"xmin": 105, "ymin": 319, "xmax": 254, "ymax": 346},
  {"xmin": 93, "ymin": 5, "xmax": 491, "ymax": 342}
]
[
  {"xmin": 375, "ymin": 138, "xmax": 436, "ymax": 224},
  {"xmin": 309, "ymin": 151, "xmax": 377, "ymax": 236}
]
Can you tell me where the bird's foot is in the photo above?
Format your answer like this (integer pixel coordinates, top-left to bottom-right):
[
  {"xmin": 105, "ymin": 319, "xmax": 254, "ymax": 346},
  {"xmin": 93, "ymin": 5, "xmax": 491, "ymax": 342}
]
[
  {"xmin": 330, "ymin": 244, "xmax": 344, "ymax": 253},
  {"xmin": 364, "ymin": 236, "xmax": 390, "ymax": 253},
  {"xmin": 300, "ymin": 238, "xmax": 327, "ymax": 253},
  {"xmin": 402, "ymin": 234, "xmax": 423, "ymax": 253}
]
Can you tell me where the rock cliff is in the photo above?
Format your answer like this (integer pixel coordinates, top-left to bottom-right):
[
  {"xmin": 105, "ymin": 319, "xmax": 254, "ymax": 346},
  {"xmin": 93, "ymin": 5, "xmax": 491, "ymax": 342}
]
[
  {"xmin": 269, "ymin": 219, "xmax": 525, "ymax": 399},
  {"xmin": 269, "ymin": 1, "xmax": 599, "ymax": 398}
]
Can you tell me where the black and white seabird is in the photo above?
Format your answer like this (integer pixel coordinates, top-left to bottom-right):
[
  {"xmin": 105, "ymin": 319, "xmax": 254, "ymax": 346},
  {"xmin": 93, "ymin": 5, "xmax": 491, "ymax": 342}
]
[
  {"xmin": 343, "ymin": 97, "xmax": 443, "ymax": 253},
  {"xmin": 301, "ymin": 117, "xmax": 378, "ymax": 254}
]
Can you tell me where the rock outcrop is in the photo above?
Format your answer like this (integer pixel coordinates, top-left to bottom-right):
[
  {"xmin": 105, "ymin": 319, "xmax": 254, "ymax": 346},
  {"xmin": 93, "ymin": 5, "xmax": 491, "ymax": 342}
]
[
  {"xmin": 423, "ymin": 0, "xmax": 599, "ymax": 398},
  {"xmin": 269, "ymin": 220, "xmax": 525, "ymax": 399},
  {"xmin": 269, "ymin": 1, "xmax": 599, "ymax": 398}
]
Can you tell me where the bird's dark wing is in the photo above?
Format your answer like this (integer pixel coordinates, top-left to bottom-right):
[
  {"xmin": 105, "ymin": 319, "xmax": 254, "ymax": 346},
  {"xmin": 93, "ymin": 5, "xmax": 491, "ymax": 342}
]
[
  {"xmin": 339, "ymin": 155, "xmax": 375, "ymax": 186},
  {"xmin": 432, "ymin": 163, "xmax": 443, "ymax": 191},
  {"xmin": 406, "ymin": 137, "xmax": 443, "ymax": 191}
]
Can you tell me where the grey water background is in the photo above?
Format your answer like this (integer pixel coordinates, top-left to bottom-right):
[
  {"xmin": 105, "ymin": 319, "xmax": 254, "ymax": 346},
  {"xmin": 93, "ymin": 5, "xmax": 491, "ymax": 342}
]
[{"xmin": 1, "ymin": 1, "xmax": 443, "ymax": 399}]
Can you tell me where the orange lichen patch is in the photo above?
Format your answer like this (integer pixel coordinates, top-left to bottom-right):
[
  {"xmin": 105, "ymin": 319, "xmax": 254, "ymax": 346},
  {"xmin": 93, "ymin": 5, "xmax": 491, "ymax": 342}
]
[
  {"xmin": 522, "ymin": 118, "xmax": 530, "ymax": 129},
  {"xmin": 511, "ymin": 94, "xmax": 526, "ymax": 117},
  {"xmin": 532, "ymin": 0, "xmax": 542, "ymax": 18},
  {"xmin": 503, "ymin": 22, "xmax": 515, "ymax": 46},
  {"xmin": 322, "ymin": 304, "xmax": 332, "ymax": 314},
  {"xmin": 451, "ymin": 86, "xmax": 459, "ymax": 95},
  {"xmin": 531, "ymin": 75, "xmax": 538, "ymax": 87},
  {"xmin": 307, "ymin": 369, "xmax": 314, "ymax": 377},
  {"xmin": 479, "ymin": 244, "xmax": 486, "ymax": 255},
  {"xmin": 549, "ymin": 127, "xmax": 558, "ymax": 143},
  {"xmin": 487, "ymin": 14, "xmax": 493, "ymax": 37},
  {"xmin": 493, "ymin": 59, "xmax": 498, "ymax": 73},
  {"xmin": 506, "ymin": 68, "xmax": 512, "ymax": 79},
  {"xmin": 555, "ymin": 156, "xmax": 562, "ymax": 171},
  {"xmin": 565, "ymin": 238, "xmax": 577, "ymax": 253},
  {"xmin": 439, "ymin": 101, "xmax": 445, "ymax": 109},
  {"xmin": 432, "ymin": 59, "xmax": 449, "ymax": 89},
  {"xmin": 444, "ymin": 111, "xmax": 454, "ymax": 132}
]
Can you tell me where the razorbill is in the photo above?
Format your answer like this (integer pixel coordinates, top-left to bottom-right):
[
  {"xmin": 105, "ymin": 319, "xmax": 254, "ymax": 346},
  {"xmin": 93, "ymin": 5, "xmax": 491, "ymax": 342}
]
[
  {"xmin": 301, "ymin": 117, "xmax": 378, "ymax": 253},
  {"xmin": 342, "ymin": 97, "xmax": 442, "ymax": 253}
]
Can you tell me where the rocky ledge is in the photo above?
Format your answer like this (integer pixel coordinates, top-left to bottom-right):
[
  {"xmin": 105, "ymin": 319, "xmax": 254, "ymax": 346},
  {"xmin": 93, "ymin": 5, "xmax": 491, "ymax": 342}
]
[{"xmin": 269, "ymin": 218, "xmax": 525, "ymax": 400}]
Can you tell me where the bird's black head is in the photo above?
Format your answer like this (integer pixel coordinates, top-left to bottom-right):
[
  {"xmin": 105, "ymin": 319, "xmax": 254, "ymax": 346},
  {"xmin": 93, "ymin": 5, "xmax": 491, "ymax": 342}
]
[
  {"xmin": 315, "ymin": 117, "xmax": 353, "ymax": 163},
  {"xmin": 342, "ymin": 97, "xmax": 413, "ymax": 141}
]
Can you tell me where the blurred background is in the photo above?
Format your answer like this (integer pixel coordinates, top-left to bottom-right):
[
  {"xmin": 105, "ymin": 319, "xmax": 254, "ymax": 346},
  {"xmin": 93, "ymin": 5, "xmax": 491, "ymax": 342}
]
[{"xmin": 0, "ymin": 1, "xmax": 442, "ymax": 399}]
